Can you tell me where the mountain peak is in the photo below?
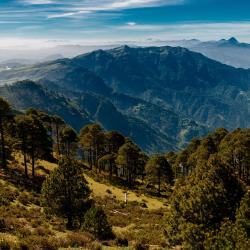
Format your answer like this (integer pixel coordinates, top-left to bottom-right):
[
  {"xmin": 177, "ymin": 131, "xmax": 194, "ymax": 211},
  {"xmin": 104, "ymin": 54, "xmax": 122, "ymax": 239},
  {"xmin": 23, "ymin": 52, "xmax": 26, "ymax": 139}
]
[
  {"xmin": 228, "ymin": 37, "xmax": 239, "ymax": 44},
  {"xmin": 113, "ymin": 45, "xmax": 132, "ymax": 52}
]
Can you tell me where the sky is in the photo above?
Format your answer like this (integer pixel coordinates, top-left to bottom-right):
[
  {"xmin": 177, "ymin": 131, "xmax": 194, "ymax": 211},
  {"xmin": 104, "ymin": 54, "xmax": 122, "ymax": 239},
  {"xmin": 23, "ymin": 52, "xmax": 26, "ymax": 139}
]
[{"xmin": 0, "ymin": 0, "xmax": 250, "ymax": 49}]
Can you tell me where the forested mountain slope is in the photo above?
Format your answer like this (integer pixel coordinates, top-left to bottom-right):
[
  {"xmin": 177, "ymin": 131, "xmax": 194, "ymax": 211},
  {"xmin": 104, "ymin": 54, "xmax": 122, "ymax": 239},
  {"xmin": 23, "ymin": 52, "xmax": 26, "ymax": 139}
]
[
  {"xmin": 74, "ymin": 46, "xmax": 250, "ymax": 129},
  {"xmin": 1, "ymin": 45, "xmax": 250, "ymax": 152}
]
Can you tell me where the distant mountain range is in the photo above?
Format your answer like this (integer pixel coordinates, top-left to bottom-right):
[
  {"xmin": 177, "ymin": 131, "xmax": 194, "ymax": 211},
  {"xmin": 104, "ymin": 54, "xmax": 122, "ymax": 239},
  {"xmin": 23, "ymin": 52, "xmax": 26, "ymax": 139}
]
[
  {"xmin": 0, "ymin": 45, "xmax": 250, "ymax": 152},
  {"xmin": 1, "ymin": 37, "xmax": 250, "ymax": 69},
  {"xmin": 162, "ymin": 37, "xmax": 250, "ymax": 69}
]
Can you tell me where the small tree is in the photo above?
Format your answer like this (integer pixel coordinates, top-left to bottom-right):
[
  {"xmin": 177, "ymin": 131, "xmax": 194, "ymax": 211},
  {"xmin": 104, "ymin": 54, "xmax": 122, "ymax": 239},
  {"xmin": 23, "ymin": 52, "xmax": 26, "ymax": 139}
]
[
  {"xmin": 82, "ymin": 205, "xmax": 113, "ymax": 240},
  {"xmin": 41, "ymin": 157, "xmax": 90, "ymax": 229},
  {"xmin": 0, "ymin": 98, "xmax": 13, "ymax": 169},
  {"xmin": 105, "ymin": 131, "xmax": 125, "ymax": 154},
  {"xmin": 79, "ymin": 124, "xmax": 105, "ymax": 169},
  {"xmin": 98, "ymin": 153, "xmax": 117, "ymax": 180},
  {"xmin": 51, "ymin": 115, "xmax": 65, "ymax": 155},
  {"xmin": 59, "ymin": 126, "xmax": 78, "ymax": 156},
  {"xmin": 145, "ymin": 155, "xmax": 173, "ymax": 194},
  {"xmin": 15, "ymin": 114, "xmax": 52, "ymax": 177},
  {"xmin": 15, "ymin": 115, "xmax": 32, "ymax": 177},
  {"xmin": 116, "ymin": 141, "xmax": 141, "ymax": 187}
]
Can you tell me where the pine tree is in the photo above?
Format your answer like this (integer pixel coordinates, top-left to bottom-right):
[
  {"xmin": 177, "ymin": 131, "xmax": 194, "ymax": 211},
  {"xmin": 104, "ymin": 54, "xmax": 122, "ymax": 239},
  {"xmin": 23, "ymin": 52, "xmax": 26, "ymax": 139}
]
[
  {"xmin": 79, "ymin": 124, "xmax": 105, "ymax": 169},
  {"xmin": 0, "ymin": 98, "xmax": 13, "ymax": 169},
  {"xmin": 15, "ymin": 114, "xmax": 52, "ymax": 177},
  {"xmin": 145, "ymin": 155, "xmax": 173, "ymax": 195},
  {"xmin": 59, "ymin": 126, "xmax": 78, "ymax": 156},
  {"xmin": 165, "ymin": 155, "xmax": 243, "ymax": 248},
  {"xmin": 116, "ymin": 141, "xmax": 141, "ymax": 187},
  {"xmin": 51, "ymin": 115, "xmax": 65, "ymax": 155},
  {"xmin": 82, "ymin": 205, "xmax": 113, "ymax": 240},
  {"xmin": 42, "ymin": 157, "xmax": 90, "ymax": 229}
]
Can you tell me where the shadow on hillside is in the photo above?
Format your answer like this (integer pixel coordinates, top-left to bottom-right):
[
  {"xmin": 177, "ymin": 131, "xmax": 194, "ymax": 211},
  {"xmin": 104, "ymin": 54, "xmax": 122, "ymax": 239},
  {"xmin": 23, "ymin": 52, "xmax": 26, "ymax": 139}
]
[{"xmin": 0, "ymin": 166, "xmax": 46, "ymax": 192}]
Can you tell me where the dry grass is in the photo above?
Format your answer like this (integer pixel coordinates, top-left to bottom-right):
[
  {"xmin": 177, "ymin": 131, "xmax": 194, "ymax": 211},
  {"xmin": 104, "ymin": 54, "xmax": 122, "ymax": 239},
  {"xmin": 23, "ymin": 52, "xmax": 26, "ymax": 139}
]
[
  {"xmin": 85, "ymin": 175, "xmax": 165, "ymax": 210},
  {"xmin": 1, "ymin": 153, "xmax": 168, "ymax": 249}
]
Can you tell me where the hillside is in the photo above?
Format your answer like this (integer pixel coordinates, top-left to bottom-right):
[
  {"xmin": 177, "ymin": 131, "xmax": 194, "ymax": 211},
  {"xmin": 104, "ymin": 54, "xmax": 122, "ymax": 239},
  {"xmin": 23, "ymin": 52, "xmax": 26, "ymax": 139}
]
[
  {"xmin": 0, "ymin": 153, "xmax": 167, "ymax": 249},
  {"xmin": 73, "ymin": 45, "xmax": 250, "ymax": 129},
  {"xmin": 0, "ymin": 80, "xmax": 91, "ymax": 131},
  {"xmin": 0, "ymin": 80, "xmax": 178, "ymax": 153},
  {"xmin": 1, "ymin": 45, "xmax": 250, "ymax": 152},
  {"xmin": 0, "ymin": 98, "xmax": 250, "ymax": 249}
]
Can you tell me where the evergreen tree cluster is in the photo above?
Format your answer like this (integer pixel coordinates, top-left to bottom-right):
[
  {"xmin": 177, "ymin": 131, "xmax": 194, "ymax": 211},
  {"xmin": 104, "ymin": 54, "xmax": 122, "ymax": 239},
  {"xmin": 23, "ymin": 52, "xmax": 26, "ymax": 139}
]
[
  {"xmin": 165, "ymin": 128, "xmax": 250, "ymax": 249},
  {"xmin": 0, "ymin": 97, "xmax": 174, "ymax": 191}
]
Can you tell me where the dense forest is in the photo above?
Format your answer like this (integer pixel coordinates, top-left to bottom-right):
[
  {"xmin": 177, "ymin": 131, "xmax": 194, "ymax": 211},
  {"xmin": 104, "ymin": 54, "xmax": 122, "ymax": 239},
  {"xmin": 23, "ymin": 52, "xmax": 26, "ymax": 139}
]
[{"xmin": 0, "ymin": 97, "xmax": 250, "ymax": 249}]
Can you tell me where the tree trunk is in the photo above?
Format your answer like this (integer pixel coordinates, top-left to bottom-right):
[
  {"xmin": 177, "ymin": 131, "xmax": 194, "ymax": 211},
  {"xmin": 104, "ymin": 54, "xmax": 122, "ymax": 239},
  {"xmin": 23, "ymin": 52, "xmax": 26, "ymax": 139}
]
[
  {"xmin": 158, "ymin": 171, "xmax": 161, "ymax": 195},
  {"xmin": 56, "ymin": 124, "xmax": 60, "ymax": 155},
  {"xmin": 31, "ymin": 149, "xmax": 35, "ymax": 178},
  {"xmin": 109, "ymin": 160, "xmax": 112, "ymax": 180},
  {"xmin": 89, "ymin": 149, "xmax": 92, "ymax": 169},
  {"xmin": 0, "ymin": 118, "xmax": 7, "ymax": 169},
  {"xmin": 23, "ymin": 150, "xmax": 28, "ymax": 178},
  {"xmin": 66, "ymin": 214, "xmax": 73, "ymax": 229}
]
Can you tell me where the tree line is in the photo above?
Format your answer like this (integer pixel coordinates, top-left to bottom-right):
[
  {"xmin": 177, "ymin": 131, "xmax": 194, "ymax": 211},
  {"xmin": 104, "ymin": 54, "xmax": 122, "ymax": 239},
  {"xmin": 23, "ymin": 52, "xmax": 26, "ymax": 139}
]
[
  {"xmin": 1, "ymin": 97, "xmax": 250, "ymax": 248},
  {"xmin": 0, "ymin": 97, "xmax": 173, "ymax": 193}
]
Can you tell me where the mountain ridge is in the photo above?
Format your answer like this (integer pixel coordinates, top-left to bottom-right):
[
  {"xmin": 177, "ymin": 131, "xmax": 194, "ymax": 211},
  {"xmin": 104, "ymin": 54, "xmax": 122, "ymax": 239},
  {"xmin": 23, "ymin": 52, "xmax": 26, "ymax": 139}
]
[{"xmin": 1, "ymin": 45, "xmax": 249, "ymax": 152}]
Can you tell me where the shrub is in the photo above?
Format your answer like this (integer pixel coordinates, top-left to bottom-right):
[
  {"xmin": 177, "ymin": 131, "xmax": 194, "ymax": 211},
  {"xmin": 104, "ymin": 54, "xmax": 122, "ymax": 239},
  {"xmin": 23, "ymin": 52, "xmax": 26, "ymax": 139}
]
[
  {"xmin": 116, "ymin": 236, "xmax": 129, "ymax": 247},
  {"xmin": 21, "ymin": 236, "xmax": 58, "ymax": 250},
  {"xmin": 33, "ymin": 226, "xmax": 53, "ymax": 236},
  {"xmin": 82, "ymin": 205, "xmax": 114, "ymax": 240},
  {"xmin": 106, "ymin": 189, "xmax": 112, "ymax": 194},
  {"xmin": 140, "ymin": 202, "xmax": 148, "ymax": 208},
  {"xmin": 89, "ymin": 241, "xmax": 102, "ymax": 250},
  {"xmin": 0, "ymin": 239, "xmax": 10, "ymax": 250},
  {"xmin": 0, "ymin": 219, "xmax": 7, "ymax": 232},
  {"xmin": 134, "ymin": 241, "xmax": 149, "ymax": 250},
  {"xmin": 66, "ymin": 232, "xmax": 93, "ymax": 247},
  {"xmin": 0, "ymin": 197, "xmax": 10, "ymax": 207}
]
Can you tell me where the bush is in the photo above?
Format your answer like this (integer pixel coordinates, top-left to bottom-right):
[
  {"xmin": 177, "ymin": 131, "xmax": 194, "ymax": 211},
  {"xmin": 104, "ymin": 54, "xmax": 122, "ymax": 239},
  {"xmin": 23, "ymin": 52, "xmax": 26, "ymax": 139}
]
[
  {"xmin": 0, "ymin": 219, "xmax": 7, "ymax": 232},
  {"xmin": 0, "ymin": 239, "xmax": 10, "ymax": 250},
  {"xmin": 89, "ymin": 241, "xmax": 102, "ymax": 250},
  {"xmin": 21, "ymin": 236, "xmax": 58, "ymax": 250},
  {"xmin": 0, "ymin": 197, "xmax": 10, "ymax": 207},
  {"xmin": 116, "ymin": 236, "xmax": 129, "ymax": 247},
  {"xmin": 134, "ymin": 241, "xmax": 149, "ymax": 250},
  {"xmin": 82, "ymin": 205, "xmax": 114, "ymax": 240},
  {"xmin": 66, "ymin": 232, "xmax": 93, "ymax": 247},
  {"xmin": 33, "ymin": 226, "xmax": 54, "ymax": 236},
  {"xmin": 106, "ymin": 189, "xmax": 112, "ymax": 194}
]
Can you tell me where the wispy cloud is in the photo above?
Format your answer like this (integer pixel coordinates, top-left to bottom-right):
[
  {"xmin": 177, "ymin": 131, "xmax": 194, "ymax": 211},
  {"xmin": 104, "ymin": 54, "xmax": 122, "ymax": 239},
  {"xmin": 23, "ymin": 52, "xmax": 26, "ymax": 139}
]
[
  {"xmin": 22, "ymin": 0, "xmax": 54, "ymax": 4},
  {"xmin": 19, "ymin": 0, "xmax": 185, "ymax": 19}
]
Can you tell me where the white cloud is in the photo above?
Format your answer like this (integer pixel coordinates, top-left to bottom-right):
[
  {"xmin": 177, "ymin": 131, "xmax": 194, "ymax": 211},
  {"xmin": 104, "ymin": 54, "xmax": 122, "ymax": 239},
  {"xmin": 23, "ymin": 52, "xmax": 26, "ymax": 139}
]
[
  {"xmin": 22, "ymin": 0, "xmax": 54, "ymax": 4},
  {"xmin": 19, "ymin": 0, "xmax": 185, "ymax": 18},
  {"xmin": 106, "ymin": 0, "xmax": 183, "ymax": 9},
  {"xmin": 47, "ymin": 10, "xmax": 91, "ymax": 19},
  {"xmin": 126, "ymin": 22, "xmax": 137, "ymax": 26}
]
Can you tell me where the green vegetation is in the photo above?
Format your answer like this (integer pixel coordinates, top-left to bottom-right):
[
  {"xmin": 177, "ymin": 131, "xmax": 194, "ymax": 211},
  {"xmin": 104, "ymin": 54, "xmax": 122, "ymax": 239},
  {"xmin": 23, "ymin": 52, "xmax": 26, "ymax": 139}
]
[
  {"xmin": 42, "ymin": 157, "xmax": 90, "ymax": 229},
  {"xmin": 1, "ymin": 98, "xmax": 250, "ymax": 249},
  {"xmin": 82, "ymin": 205, "xmax": 113, "ymax": 240},
  {"xmin": 145, "ymin": 155, "xmax": 173, "ymax": 195}
]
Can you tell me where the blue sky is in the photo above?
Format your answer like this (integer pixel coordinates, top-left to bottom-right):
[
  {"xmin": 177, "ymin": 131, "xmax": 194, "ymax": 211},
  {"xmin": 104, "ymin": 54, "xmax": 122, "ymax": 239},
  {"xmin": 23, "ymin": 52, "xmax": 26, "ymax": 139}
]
[{"xmin": 0, "ymin": 0, "xmax": 250, "ymax": 48}]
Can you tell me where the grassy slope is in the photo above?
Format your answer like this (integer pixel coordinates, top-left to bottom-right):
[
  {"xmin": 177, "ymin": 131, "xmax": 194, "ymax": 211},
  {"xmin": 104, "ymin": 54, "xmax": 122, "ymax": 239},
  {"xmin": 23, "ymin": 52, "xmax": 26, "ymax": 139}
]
[
  {"xmin": 0, "ymin": 154, "xmax": 168, "ymax": 249},
  {"xmin": 34, "ymin": 154, "xmax": 166, "ymax": 211}
]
